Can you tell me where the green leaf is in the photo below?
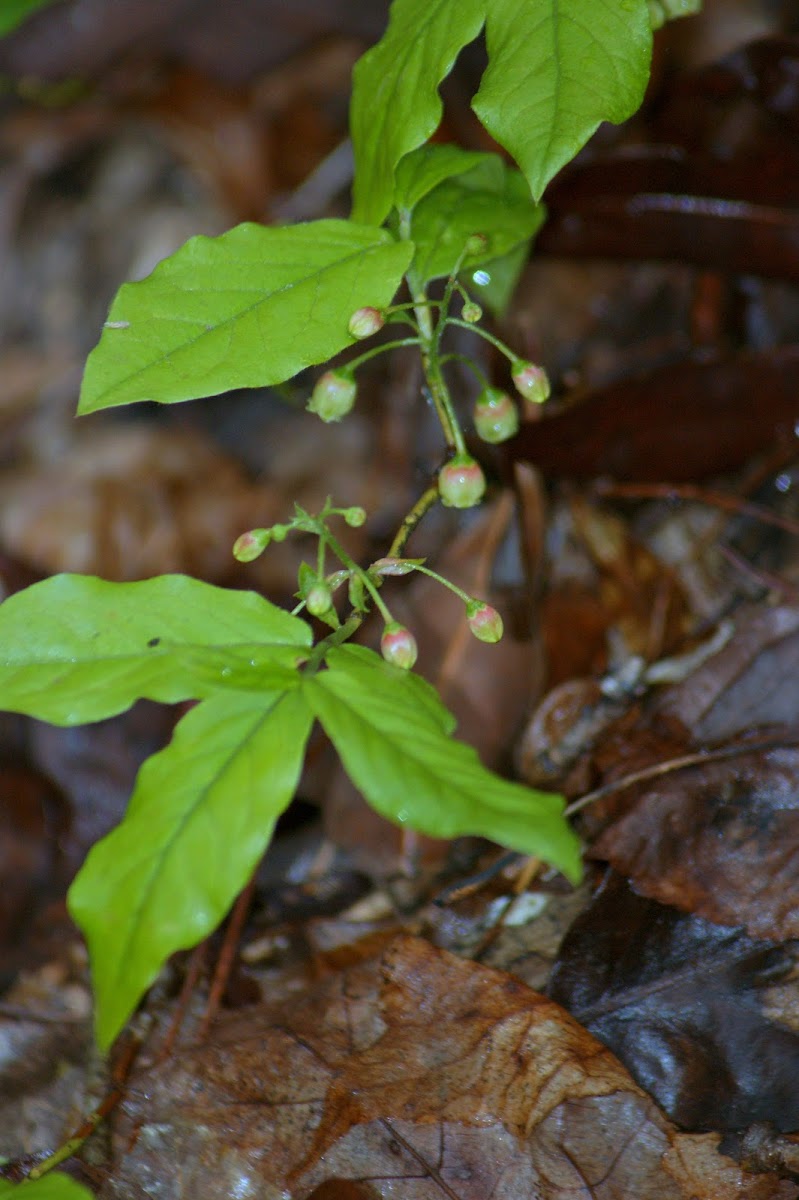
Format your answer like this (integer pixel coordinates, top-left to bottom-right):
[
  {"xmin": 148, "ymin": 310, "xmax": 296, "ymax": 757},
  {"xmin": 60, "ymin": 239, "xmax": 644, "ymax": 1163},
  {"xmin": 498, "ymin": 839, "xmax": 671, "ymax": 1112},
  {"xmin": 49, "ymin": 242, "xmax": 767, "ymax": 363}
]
[
  {"xmin": 68, "ymin": 690, "xmax": 313, "ymax": 1049},
  {"xmin": 0, "ymin": 1175, "xmax": 94, "ymax": 1199},
  {"xmin": 0, "ymin": 0, "xmax": 59, "ymax": 37},
  {"xmin": 351, "ymin": 0, "xmax": 652, "ymax": 223},
  {"xmin": 351, "ymin": 0, "xmax": 486, "ymax": 225},
  {"xmin": 393, "ymin": 144, "xmax": 488, "ymax": 217},
  {"xmin": 79, "ymin": 221, "xmax": 413, "ymax": 414},
  {"xmin": 473, "ymin": 0, "xmax": 653, "ymax": 201},
  {"xmin": 304, "ymin": 645, "xmax": 582, "ymax": 881},
  {"xmin": 409, "ymin": 155, "xmax": 544, "ymax": 288},
  {"xmin": 0, "ymin": 575, "xmax": 311, "ymax": 724}
]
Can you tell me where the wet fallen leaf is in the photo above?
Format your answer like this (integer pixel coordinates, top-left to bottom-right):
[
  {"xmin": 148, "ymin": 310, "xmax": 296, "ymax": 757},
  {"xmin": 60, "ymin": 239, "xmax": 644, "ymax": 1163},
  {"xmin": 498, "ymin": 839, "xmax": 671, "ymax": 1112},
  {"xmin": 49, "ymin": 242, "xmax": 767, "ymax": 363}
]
[
  {"xmin": 591, "ymin": 737, "xmax": 799, "ymax": 941},
  {"xmin": 549, "ymin": 873, "xmax": 799, "ymax": 1133},
  {"xmin": 106, "ymin": 935, "xmax": 794, "ymax": 1198}
]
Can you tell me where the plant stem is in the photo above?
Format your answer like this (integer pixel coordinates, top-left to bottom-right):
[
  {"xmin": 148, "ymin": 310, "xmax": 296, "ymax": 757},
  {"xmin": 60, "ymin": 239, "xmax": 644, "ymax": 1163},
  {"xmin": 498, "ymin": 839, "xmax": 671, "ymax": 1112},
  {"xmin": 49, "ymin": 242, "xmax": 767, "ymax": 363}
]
[
  {"xmin": 399, "ymin": 216, "xmax": 465, "ymax": 455},
  {"xmin": 344, "ymin": 336, "xmax": 420, "ymax": 373},
  {"xmin": 448, "ymin": 318, "xmax": 517, "ymax": 361},
  {"xmin": 319, "ymin": 525, "xmax": 393, "ymax": 623},
  {"xmin": 303, "ymin": 613, "xmax": 363, "ymax": 674},
  {"xmin": 388, "ymin": 484, "xmax": 440, "ymax": 558}
]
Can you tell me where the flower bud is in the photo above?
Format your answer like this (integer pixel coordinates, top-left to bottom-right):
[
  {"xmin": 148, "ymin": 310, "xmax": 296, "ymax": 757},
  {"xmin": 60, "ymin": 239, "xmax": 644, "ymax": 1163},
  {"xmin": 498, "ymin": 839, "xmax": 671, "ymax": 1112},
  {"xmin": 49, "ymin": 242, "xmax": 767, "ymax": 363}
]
[
  {"xmin": 381, "ymin": 622, "xmax": 418, "ymax": 670},
  {"xmin": 343, "ymin": 506, "xmax": 366, "ymax": 528},
  {"xmin": 473, "ymin": 387, "xmax": 519, "ymax": 444},
  {"xmin": 233, "ymin": 528, "xmax": 270, "ymax": 562},
  {"xmin": 461, "ymin": 301, "xmax": 482, "ymax": 324},
  {"xmin": 348, "ymin": 307, "xmax": 385, "ymax": 339},
  {"xmin": 307, "ymin": 370, "xmax": 357, "ymax": 423},
  {"xmin": 465, "ymin": 233, "xmax": 489, "ymax": 256},
  {"xmin": 466, "ymin": 600, "xmax": 504, "ymax": 644},
  {"xmin": 438, "ymin": 455, "xmax": 486, "ymax": 509},
  {"xmin": 306, "ymin": 584, "xmax": 332, "ymax": 617},
  {"xmin": 511, "ymin": 360, "xmax": 550, "ymax": 406}
]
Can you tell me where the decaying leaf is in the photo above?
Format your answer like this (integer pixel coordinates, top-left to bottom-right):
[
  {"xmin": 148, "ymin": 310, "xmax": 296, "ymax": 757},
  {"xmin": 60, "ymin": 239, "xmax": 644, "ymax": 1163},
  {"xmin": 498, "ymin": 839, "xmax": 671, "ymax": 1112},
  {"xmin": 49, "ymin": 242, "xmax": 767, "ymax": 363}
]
[
  {"xmin": 549, "ymin": 873, "xmax": 799, "ymax": 1134},
  {"xmin": 106, "ymin": 935, "xmax": 794, "ymax": 1199}
]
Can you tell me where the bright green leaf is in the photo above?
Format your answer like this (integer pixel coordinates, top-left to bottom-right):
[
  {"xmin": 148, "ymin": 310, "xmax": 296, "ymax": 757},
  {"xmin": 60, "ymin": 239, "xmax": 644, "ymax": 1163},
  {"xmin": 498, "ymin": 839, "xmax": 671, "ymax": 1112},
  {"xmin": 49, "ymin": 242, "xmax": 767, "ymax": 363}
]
[
  {"xmin": 409, "ymin": 155, "xmax": 544, "ymax": 288},
  {"xmin": 0, "ymin": 575, "xmax": 311, "ymax": 724},
  {"xmin": 473, "ymin": 0, "xmax": 652, "ymax": 201},
  {"xmin": 0, "ymin": 1174, "xmax": 94, "ymax": 1199},
  {"xmin": 79, "ymin": 221, "xmax": 413, "ymax": 414},
  {"xmin": 393, "ymin": 144, "xmax": 488, "ymax": 217},
  {"xmin": 351, "ymin": 0, "xmax": 486, "ymax": 225},
  {"xmin": 68, "ymin": 690, "xmax": 313, "ymax": 1049},
  {"xmin": 352, "ymin": 0, "xmax": 652, "ymax": 223},
  {"xmin": 304, "ymin": 646, "xmax": 582, "ymax": 881},
  {"xmin": 0, "ymin": 0, "xmax": 59, "ymax": 36}
]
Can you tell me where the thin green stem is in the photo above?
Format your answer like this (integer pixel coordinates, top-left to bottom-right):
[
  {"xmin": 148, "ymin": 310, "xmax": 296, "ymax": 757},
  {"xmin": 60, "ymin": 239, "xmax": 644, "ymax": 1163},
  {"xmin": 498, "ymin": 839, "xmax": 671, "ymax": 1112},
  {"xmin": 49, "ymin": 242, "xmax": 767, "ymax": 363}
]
[
  {"xmin": 319, "ymin": 525, "xmax": 393, "ymax": 623},
  {"xmin": 343, "ymin": 336, "xmax": 420, "ymax": 373},
  {"xmin": 303, "ymin": 613, "xmax": 363, "ymax": 674},
  {"xmin": 447, "ymin": 318, "xmax": 517, "ymax": 361},
  {"xmin": 401, "ymin": 561, "xmax": 473, "ymax": 604},
  {"xmin": 438, "ymin": 352, "xmax": 490, "ymax": 390},
  {"xmin": 387, "ymin": 484, "xmax": 440, "ymax": 559}
]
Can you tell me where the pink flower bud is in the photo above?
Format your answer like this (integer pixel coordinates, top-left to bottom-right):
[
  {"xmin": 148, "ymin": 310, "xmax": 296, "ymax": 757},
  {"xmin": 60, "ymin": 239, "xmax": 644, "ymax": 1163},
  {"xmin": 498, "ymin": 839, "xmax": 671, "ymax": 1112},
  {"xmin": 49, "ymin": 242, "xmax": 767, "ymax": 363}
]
[
  {"xmin": 466, "ymin": 600, "xmax": 504, "ymax": 644},
  {"xmin": 511, "ymin": 360, "xmax": 550, "ymax": 406},
  {"xmin": 473, "ymin": 387, "xmax": 519, "ymax": 444},
  {"xmin": 380, "ymin": 622, "xmax": 418, "ymax": 670},
  {"xmin": 348, "ymin": 307, "xmax": 385, "ymax": 339},
  {"xmin": 307, "ymin": 370, "xmax": 357, "ymax": 422},
  {"xmin": 438, "ymin": 455, "xmax": 486, "ymax": 509},
  {"xmin": 233, "ymin": 528, "xmax": 270, "ymax": 563}
]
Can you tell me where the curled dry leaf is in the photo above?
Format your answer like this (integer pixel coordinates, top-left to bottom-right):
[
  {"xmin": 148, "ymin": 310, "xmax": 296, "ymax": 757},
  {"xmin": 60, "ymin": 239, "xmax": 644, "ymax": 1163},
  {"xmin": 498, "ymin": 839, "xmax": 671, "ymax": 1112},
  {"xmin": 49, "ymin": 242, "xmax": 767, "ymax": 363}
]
[{"xmin": 107, "ymin": 935, "xmax": 794, "ymax": 1199}]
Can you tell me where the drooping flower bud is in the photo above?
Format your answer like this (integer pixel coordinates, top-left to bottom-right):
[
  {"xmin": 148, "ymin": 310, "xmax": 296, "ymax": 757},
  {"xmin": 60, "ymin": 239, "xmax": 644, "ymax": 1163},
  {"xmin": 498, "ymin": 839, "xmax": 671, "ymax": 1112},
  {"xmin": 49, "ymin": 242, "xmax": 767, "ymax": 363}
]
[
  {"xmin": 438, "ymin": 455, "xmax": 486, "ymax": 509},
  {"xmin": 307, "ymin": 370, "xmax": 357, "ymax": 422},
  {"xmin": 233, "ymin": 528, "xmax": 271, "ymax": 562},
  {"xmin": 461, "ymin": 301, "xmax": 482, "ymax": 324},
  {"xmin": 380, "ymin": 622, "xmax": 418, "ymax": 669},
  {"xmin": 466, "ymin": 599, "xmax": 504, "ymax": 644},
  {"xmin": 306, "ymin": 584, "xmax": 332, "ymax": 617},
  {"xmin": 511, "ymin": 360, "xmax": 550, "ymax": 406},
  {"xmin": 348, "ymin": 306, "xmax": 385, "ymax": 339},
  {"xmin": 473, "ymin": 387, "xmax": 519, "ymax": 444}
]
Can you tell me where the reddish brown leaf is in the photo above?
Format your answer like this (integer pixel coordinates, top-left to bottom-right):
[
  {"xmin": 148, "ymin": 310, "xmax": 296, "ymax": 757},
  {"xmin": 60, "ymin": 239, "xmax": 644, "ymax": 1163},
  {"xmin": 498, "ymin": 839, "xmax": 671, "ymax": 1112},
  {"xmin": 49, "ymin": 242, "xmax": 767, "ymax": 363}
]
[
  {"xmin": 508, "ymin": 348, "xmax": 799, "ymax": 483},
  {"xmin": 590, "ymin": 740, "xmax": 799, "ymax": 941},
  {"xmin": 109, "ymin": 935, "xmax": 795, "ymax": 1198}
]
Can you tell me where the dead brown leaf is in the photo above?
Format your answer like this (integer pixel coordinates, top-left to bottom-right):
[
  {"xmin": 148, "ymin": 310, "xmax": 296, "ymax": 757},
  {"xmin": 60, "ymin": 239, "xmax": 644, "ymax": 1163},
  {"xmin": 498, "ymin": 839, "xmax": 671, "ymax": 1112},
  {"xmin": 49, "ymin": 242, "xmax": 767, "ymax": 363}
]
[{"xmin": 106, "ymin": 935, "xmax": 794, "ymax": 1198}]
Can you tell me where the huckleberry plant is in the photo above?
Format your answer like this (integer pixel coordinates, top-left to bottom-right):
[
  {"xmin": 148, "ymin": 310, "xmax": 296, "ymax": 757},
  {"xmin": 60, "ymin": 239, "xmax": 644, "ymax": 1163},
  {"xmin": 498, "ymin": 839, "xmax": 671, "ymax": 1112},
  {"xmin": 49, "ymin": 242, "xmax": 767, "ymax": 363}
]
[{"xmin": 0, "ymin": 0, "xmax": 701, "ymax": 1077}]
